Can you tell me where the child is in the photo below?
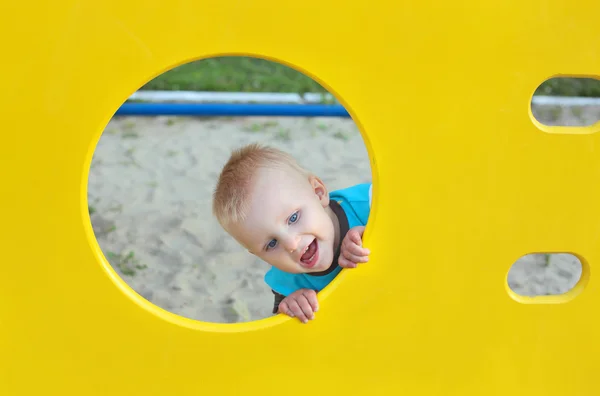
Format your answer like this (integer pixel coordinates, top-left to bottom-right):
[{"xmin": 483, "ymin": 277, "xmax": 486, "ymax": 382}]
[{"xmin": 212, "ymin": 143, "xmax": 372, "ymax": 324}]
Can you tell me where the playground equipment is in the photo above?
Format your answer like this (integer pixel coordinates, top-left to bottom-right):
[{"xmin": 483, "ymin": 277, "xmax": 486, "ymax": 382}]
[{"xmin": 2, "ymin": 0, "xmax": 599, "ymax": 395}]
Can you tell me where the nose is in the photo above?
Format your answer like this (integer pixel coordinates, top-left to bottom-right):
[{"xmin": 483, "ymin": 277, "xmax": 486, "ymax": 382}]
[{"xmin": 282, "ymin": 234, "xmax": 300, "ymax": 253}]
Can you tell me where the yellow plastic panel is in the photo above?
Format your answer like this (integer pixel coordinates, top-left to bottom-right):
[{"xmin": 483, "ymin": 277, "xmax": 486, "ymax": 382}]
[{"xmin": 1, "ymin": 0, "xmax": 599, "ymax": 395}]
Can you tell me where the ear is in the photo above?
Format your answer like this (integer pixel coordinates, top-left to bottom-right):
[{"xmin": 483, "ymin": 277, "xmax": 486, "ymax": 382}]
[{"xmin": 309, "ymin": 175, "xmax": 329, "ymax": 207}]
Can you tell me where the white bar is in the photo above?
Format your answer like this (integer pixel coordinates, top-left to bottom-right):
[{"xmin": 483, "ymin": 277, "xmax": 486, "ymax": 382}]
[
  {"xmin": 128, "ymin": 91, "xmax": 336, "ymax": 104},
  {"xmin": 531, "ymin": 96, "xmax": 600, "ymax": 106}
]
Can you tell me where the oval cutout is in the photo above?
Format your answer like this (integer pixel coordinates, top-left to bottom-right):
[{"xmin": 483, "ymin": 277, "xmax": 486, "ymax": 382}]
[
  {"xmin": 88, "ymin": 56, "xmax": 373, "ymax": 324},
  {"xmin": 507, "ymin": 253, "xmax": 585, "ymax": 302},
  {"xmin": 531, "ymin": 76, "xmax": 600, "ymax": 132}
]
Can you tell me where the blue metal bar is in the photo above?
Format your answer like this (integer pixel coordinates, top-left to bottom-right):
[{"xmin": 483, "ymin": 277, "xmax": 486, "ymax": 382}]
[{"xmin": 115, "ymin": 103, "xmax": 351, "ymax": 117}]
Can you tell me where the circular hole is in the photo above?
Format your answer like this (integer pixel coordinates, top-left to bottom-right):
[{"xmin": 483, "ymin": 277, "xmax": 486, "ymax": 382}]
[{"xmin": 88, "ymin": 55, "xmax": 373, "ymax": 324}]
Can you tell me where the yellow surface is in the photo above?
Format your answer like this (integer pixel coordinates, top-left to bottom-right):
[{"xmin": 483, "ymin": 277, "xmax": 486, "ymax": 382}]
[{"xmin": 1, "ymin": 0, "xmax": 599, "ymax": 395}]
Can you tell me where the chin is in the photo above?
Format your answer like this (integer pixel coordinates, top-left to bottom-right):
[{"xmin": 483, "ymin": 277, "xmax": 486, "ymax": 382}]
[{"xmin": 315, "ymin": 251, "xmax": 334, "ymax": 272}]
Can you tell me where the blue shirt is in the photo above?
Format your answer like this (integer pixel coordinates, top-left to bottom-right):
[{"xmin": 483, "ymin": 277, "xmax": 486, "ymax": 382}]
[{"xmin": 264, "ymin": 183, "xmax": 372, "ymax": 296}]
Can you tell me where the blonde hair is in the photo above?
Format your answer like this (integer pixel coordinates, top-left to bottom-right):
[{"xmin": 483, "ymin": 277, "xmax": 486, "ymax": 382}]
[{"xmin": 212, "ymin": 143, "xmax": 310, "ymax": 228}]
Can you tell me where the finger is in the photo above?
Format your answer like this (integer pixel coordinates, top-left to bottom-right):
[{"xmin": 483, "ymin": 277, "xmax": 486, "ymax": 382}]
[
  {"xmin": 344, "ymin": 236, "xmax": 370, "ymax": 257},
  {"xmin": 343, "ymin": 249, "xmax": 369, "ymax": 264},
  {"xmin": 349, "ymin": 226, "xmax": 366, "ymax": 244},
  {"xmin": 278, "ymin": 301, "xmax": 292, "ymax": 317},
  {"xmin": 296, "ymin": 295, "xmax": 315, "ymax": 321},
  {"xmin": 349, "ymin": 231, "xmax": 363, "ymax": 246},
  {"xmin": 302, "ymin": 289, "xmax": 319, "ymax": 312},
  {"xmin": 287, "ymin": 299, "xmax": 309, "ymax": 324},
  {"xmin": 338, "ymin": 255, "xmax": 358, "ymax": 268},
  {"xmin": 347, "ymin": 242, "xmax": 370, "ymax": 258}
]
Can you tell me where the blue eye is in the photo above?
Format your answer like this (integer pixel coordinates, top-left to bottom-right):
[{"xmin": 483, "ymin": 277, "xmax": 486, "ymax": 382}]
[
  {"xmin": 267, "ymin": 239, "xmax": 277, "ymax": 249},
  {"xmin": 289, "ymin": 212, "xmax": 299, "ymax": 224}
]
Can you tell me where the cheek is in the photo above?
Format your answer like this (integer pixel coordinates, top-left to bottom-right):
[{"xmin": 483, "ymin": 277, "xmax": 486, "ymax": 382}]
[{"xmin": 315, "ymin": 214, "xmax": 334, "ymax": 238}]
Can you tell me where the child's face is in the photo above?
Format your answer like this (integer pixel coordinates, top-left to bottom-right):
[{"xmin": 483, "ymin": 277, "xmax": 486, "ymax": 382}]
[{"xmin": 227, "ymin": 165, "xmax": 340, "ymax": 274}]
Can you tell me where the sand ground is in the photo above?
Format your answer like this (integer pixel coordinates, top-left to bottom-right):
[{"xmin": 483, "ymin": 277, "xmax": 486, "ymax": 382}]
[{"xmin": 88, "ymin": 103, "xmax": 596, "ymax": 323}]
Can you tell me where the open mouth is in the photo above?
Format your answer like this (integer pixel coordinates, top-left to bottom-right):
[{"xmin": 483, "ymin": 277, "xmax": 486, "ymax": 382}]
[{"xmin": 300, "ymin": 238, "xmax": 319, "ymax": 268}]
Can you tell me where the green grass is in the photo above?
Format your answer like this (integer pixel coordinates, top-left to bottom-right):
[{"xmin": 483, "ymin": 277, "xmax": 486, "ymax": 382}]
[
  {"xmin": 534, "ymin": 77, "xmax": 600, "ymax": 97},
  {"xmin": 106, "ymin": 250, "xmax": 147, "ymax": 276},
  {"xmin": 139, "ymin": 56, "xmax": 600, "ymax": 97},
  {"xmin": 141, "ymin": 57, "xmax": 328, "ymax": 94}
]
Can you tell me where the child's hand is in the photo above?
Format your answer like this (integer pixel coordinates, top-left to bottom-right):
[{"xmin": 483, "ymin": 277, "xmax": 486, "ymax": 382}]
[
  {"xmin": 277, "ymin": 289, "xmax": 319, "ymax": 324},
  {"xmin": 338, "ymin": 225, "xmax": 369, "ymax": 268}
]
